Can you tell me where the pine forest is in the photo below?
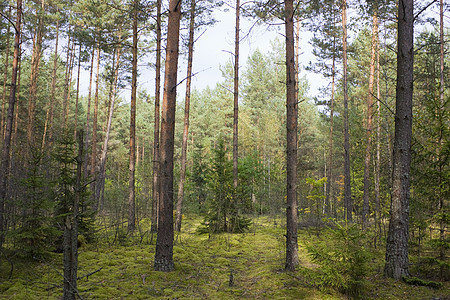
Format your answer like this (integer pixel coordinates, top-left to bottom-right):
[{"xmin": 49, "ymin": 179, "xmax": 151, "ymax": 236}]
[{"xmin": 0, "ymin": 0, "xmax": 448, "ymax": 299}]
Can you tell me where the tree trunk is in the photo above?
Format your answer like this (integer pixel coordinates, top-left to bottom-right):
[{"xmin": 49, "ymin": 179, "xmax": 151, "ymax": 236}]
[
  {"xmin": 83, "ymin": 46, "xmax": 95, "ymax": 180},
  {"xmin": 73, "ymin": 44, "xmax": 82, "ymax": 141},
  {"xmin": 91, "ymin": 44, "xmax": 100, "ymax": 209},
  {"xmin": 95, "ymin": 34, "xmax": 122, "ymax": 211},
  {"xmin": 41, "ymin": 18, "xmax": 59, "ymax": 152},
  {"xmin": 151, "ymin": 0, "xmax": 162, "ymax": 234},
  {"xmin": 1, "ymin": 6, "xmax": 12, "ymax": 139},
  {"xmin": 128, "ymin": 1, "xmax": 138, "ymax": 232},
  {"xmin": 362, "ymin": 11, "xmax": 378, "ymax": 227},
  {"xmin": 375, "ymin": 34, "xmax": 381, "ymax": 242},
  {"xmin": 0, "ymin": 0, "xmax": 22, "ymax": 249},
  {"xmin": 325, "ymin": 43, "xmax": 336, "ymax": 218},
  {"xmin": 384, "ymin": 0, "xmax": 413, "ymax": 280},
  {"xmin": 27, "ymin": 0, "xmax": 45, "ymax": 147},
  {"xmin": 63, "ymin": 132, "xmax": 83, "ymax": 300},
  {"xmin": 342, "ymin": 0, "xmax": 352, "ymax": 222},
  {"xmin": 175, "ymin": 0, "xmax": 196, "ymax": 233},
  {"xmin": 233, "ymin": 0, "xmax": 240, "ymax": 191},
  {"xmin": 285, "ymin": 0, "xmax": 298, "ymax": 272},
  {"xmin": 62, "ymin": 35, "xmax": 75, "ymax": 130},
  {"xmin": 154, "ymin": 0, "xmax": 182, "ymax": 272},
  {"xmin": 438, "ymin": 0, "xmax": 445, "ymax": 280}
]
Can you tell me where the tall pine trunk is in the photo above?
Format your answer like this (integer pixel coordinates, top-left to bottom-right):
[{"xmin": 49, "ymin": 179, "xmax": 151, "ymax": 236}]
[
  {"xmin": 384, "ymin": 0, "xmax": 413, "ymax": 280},
  {"xmin": 128, "ymin": 0, "xmax": 138, "ymax": 232},
  {"xmin": 342, "ymin": 0, "xmax": 352, "ymax": 222},
  {"xmin": 285, "ymin": 0, "xmax": 299, "ymax": 272},
  {"xmin": 362, "ymin": 11, "xmax": 378, "ymax": 227},
  {"xmin": 83, "ymin": 46, "xmax": 95, "ymax": 180},
  {"xmin": 1, "ymin": 6, "xmax": 12, "ymax": 138},
  {"xmin": 91, "ymin": 44, "xmax": 100, "ymax": 209},
  {"xmin": 233, "ymin": 0, "xmax": 240, "ymax": 191},
  {"xmin": 41, "ymin": 19, "xmax": 59, "ymax": 151},
  {"xmin": 326, "ymin": 40, "xmax": 336, "ymax": 218},
  {"xmin": 151, "ymin": 0, "xmax": 162, "ymax": 234},
  {"xmin": 96, "ymin": 34, "xmax": 122, "ymax": 211},
  {"xmin": 175, "ymin": 0, "xmax": 196, "ymax": 233},
  {"xmin": 0, "ymin": 0, "xmax": 22, "ymax": 249},
  {"xmin": 154, "ymin": 0, "xmax": 182, "ymax": 272},
  {"xmin": 27, "ymin": 0, "xmax": 45, "ymax": 147}
]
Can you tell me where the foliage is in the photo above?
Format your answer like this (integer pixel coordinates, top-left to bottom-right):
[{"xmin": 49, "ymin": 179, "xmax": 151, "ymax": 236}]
[
  {"xmin": 198, "ymin": 138, "xmax": 251, "ymax": 234},
  {"xmin": 304, "ymin": 221, "xmax": 370, "ymax": 298}
]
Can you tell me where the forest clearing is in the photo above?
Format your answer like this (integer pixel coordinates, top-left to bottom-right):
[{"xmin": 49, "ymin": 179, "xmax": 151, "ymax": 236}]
[
  {"xmin": 0, "ymin": 215, "xmax": 448, "ymax": 299},
  {"xmin": 0, "ymin": 0, "xmax": 449, "ymax": 298}
]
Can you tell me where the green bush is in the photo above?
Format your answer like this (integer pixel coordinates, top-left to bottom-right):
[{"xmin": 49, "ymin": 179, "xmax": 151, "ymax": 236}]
[{"xmin": 304, "ymin": 221, "xmax": 370, "ymax": 299}]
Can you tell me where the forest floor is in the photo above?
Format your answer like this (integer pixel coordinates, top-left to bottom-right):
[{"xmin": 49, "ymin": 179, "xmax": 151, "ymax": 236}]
[{"xmin": 0, "ymin": 215, "xmax": 448, "ymax": 299}]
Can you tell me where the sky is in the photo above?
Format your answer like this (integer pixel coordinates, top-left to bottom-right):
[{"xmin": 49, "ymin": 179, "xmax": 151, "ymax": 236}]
[{"xmin": 99, "ymin": 5, "xmax": 326, "ymax": 103}]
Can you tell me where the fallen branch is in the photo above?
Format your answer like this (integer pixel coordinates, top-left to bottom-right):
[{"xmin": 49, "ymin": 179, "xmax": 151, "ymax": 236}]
[{"xmin": 78, "ymin": 267, "xmax": 103, "ymax": 281}]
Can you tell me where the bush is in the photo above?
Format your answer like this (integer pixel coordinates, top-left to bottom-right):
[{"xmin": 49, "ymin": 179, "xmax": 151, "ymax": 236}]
[{"xmin": 304, "ymin": 221, "xmax": 370, "ymax": 299}]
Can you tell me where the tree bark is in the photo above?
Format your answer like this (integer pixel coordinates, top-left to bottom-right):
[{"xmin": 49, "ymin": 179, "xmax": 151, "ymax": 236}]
[
  {"xmin": 41, "ymin": 18, "xmax": 59, "ymax": 152},
  {"xmin": 154, "ymin": 0, "xmax": 182, "ymax": 272},
  {"xmin": 91, "ymin": 44, "xmax": 100, "ymax": 209},
  {"xmin": 151, "ymin": 0, "xmax": 162, "ymax": 234},
  {"xmin": 285, "ymin": 0, "xmax": 299, "ymax": 272},
  {"xmin": 27, "ymin": 0, "xmax": 45, "ymax": 147},
  {"xmin": 73, "ymin": 44, "xmax": 82, "ymax": 141},
  {"xmin": 342, "ymin": 0, "xmax": 352, "ymax": 222},
  {"xmin": 83, "ymin": 46, "xmax": 95, "ymax": 180},
  {"xmin": 233, "ymin": 0, "xmax": 240, "ymax": 191},
  {"xmin": 175, "ymin": 0, "xmax": 196, "ymax": 233},
  {"xmin": 384, "ymin": 0, "xmax": 413, "ymax": 280},
  {"xmin": 438, "ymin": 0, "xmax": 445, "ymax": 279},
  {"xmin": 362, "ymin": 10, "xmax": 378, "ymax": 227},
  {"xmin": 95, "ymin": 34, "xmax": 122, "ymax": 211},
  {"xmin": 1, "ymin": 6, "xmax": 12, "ymax": 139},
  {"xmin": 375, "ymin": 34, "xmax": 381, "ymax": 241},
  {"xmin": 325, "ymin": 41, "xmax": 336, "ymax": 218},
  {"xmin": 0, "ymin": 0, "xmax": 22, "ymax": 249},
  {"xmin": 128, "ymin": 0, "xmax": 138, "ymax": 232}
]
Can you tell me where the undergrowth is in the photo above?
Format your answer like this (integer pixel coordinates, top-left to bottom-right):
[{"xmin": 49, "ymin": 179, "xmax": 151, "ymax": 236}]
[{"xmin": 0, "ymin": 215, "xmax": 448, "ymax": 299}]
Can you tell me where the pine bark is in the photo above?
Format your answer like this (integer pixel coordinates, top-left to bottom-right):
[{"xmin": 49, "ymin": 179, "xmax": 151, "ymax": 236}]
[
  {"xmin": 91, "ymin": 44, "xmax": 100, "ymax": 209},
  {"xmin": 285, "ymin": 0, "xmax": 299, "ymax": 272},
  {"xmin": 233, "ymin": 0, "xmax": 240, "ymax": 190},
  {"xmin": 154, "ymin": 0, "xmax": 182, "ymax": 272},
  {"xmin": 27, "ymin": 0, "xmax": 45, "ymax": 147},
  {"xmin": 151, "ymin": 0, "xmax": 162, "ymax": 234},
  {"xmin": 362, "ymin": 11, "xmax": 378, "ymax": 227},
  {"xmin": 325, "ymin": 44, "xmax": 336, "ymax": 217},
  {"xmin": 384, "ymin": 0, "xmax": 413, "ymax": 280},
  {"xmin": 438, "ymin": 0, "xmax": 445, "ymax": 279},
  {"xmin": 96, "ymin": 34, "xmax": 122, "ymax": 211},
  {"xmin": 342, "ymin": 0, "xmax": 352, "ymax": 222},
  {"xmin": 41, "ymin": 19, "xmax": 59, "ymax": 151},
  {"xmin": 1, "ymin": 6, "xmax": 12, "ymax": 139},
  {"xmin": 83, "ymin": 46, "xmax": 95, "ymax": 180},
  {"xmin": 175, "ymin": 0, "xmax": 196, "ymax": 232},
  {"xmin": 128, "ymin": 1, "xmax": 138, "ymax": 232},
  {"xmin": 0, "ymin": 0, "xmax": 22, "ymax": 248}
]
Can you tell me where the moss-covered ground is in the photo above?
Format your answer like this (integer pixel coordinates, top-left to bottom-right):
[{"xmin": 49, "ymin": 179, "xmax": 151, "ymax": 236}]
[{"xmin": 0, "ymin": 215, "xmax": 448, "ymax": 299}]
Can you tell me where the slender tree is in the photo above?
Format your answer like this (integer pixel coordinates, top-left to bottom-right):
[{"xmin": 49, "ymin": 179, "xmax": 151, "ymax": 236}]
[
  {"xmin": 175, "ymin": 0, "xmax": 196, "ymax": 232},
  {"xmin": 342, "ymin": 0, "xmax": 352, "ymax": 222},
  {"xmin": 1, "ymin": 6, "xmax": 11, "ymax": 138},
  {"xmin": 233, "ymin": 0, "xmax": 240, "ymax": 191},
  {"xmin": 151, "ymin": 0, "xmax": 162, "ymax": 234},
  {"xmin": 384, "ymin": 0, "xmax": 413, "ymax": 280},
  {"xmin": 0, "ymin": 0, "xmax": 22, "ymax": 248},
  {"xmin": 362, "ymin": 9, "xmax": 378, "ymax": 227},
  {"xmin": 27, "ymin": 0, "xmax": 45, "ymax": 146},
  {"xmin": 285, "ymin": 0, "xmax": 299, "ymax": 271},
  {"xmin": 154, "ymin": 0, "xmax": 182, "ymax": 272},
  {"xmin": 91, "ymin": 43, "xmax": 100, "ymax": 209},
  {"xmin": 96, "ymin": 32, "xmax": 122, "ymax": 211},
  {"xmin": 128, "ymin": 0, "xmax": 139, "ymax": 232}
]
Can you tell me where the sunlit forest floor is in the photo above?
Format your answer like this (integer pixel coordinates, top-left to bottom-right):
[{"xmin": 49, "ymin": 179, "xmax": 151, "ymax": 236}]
[{"xmin": 0, "ymin": 215, "xmax": 448, "ymax": 299}]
